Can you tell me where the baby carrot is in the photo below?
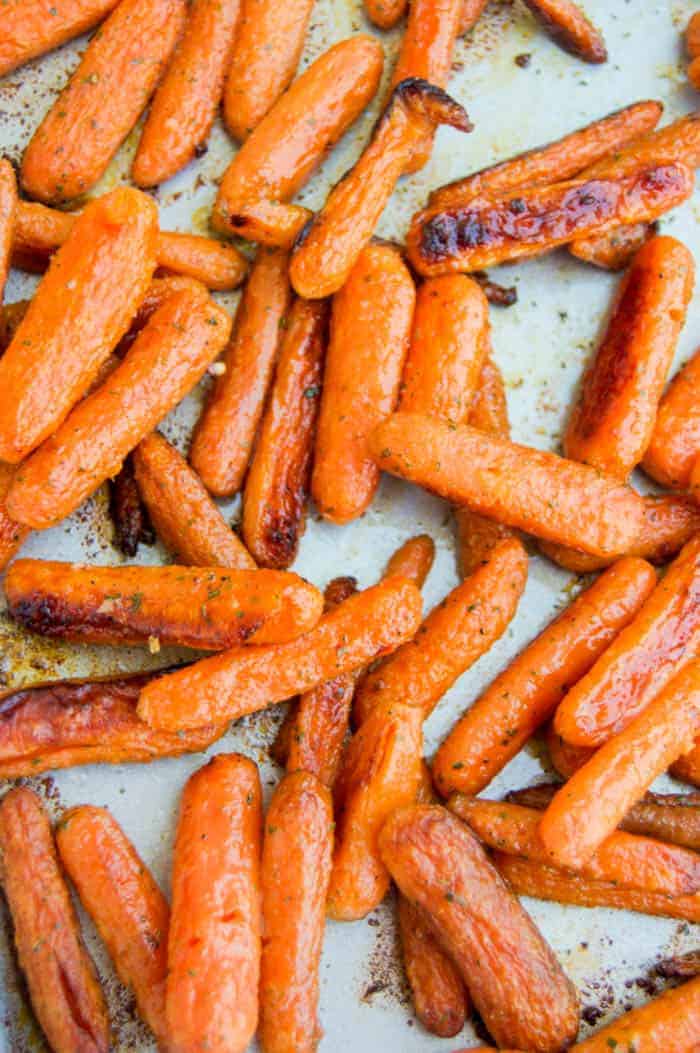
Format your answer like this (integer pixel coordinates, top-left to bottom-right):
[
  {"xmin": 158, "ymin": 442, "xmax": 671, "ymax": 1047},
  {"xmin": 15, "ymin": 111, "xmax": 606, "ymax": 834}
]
[
  {"xmin": 167, "ymin": 754, "xmax": 262, "ymax": 1053},
  {"xmin": 134, "ymin": 432, "xmax": 256, "ymax": 568},
  {"xmin": 384, "ymin": 533, "xmax": 436, "ymax": 586},
  {"xmin": 7, "ymin": 289, "xmax": 231, "ymax": 529},
  {"xmin": 365, "ymin": 0, "xmax": 407, "ymax": 28},
  {"xmin": 672, "ymin": 742, "xmax": 700, "ymax": 787},
  {"xmin": 583, "ymin": 112, "xmax": 700, "ymax": 181},
  {"xmin": 570, "ymin": 976, "xmax": 700, "ymax": 1053},
  {"xmin": 0, "ymin": 0, "xmax": 120, "ymax": 78},
  {"xmin": 688, "ymin": 11, "xmax": 700, "ymax": 57},
  {"xmin": 522, "ymin": 0, "xmax": 607, "ymax": 62},
  {"xmin": 21, "ymin": 0, "xmax": 187, "ymax": 202},
  {"xmin": 0, "ymin": 187, "xmax": 158, "ymax": 464},
  {"xmin": 242, "ymin": 298, "xmax": 328, "ymax": 568},
  {"xmin": 312, "ymin": 242, "xmax": 415, "ymax": 524},
  {"xmin": 108, "ymin": 455, "xmax": 154, "ymax": 557},
  {"xmin": 568, "ymin": 221, "xmax": 656, "ymax": 271},
  {"xmin": 0, "ymin": 788, "xmax": 110, "ymax": 1053},
  {"xmin": 56, "ymin": 806, "xmax": 170, "ymax": 1048},
  {"xmin": 259, "ymin": 771, "xmax": 334, "ymax": 1053},
  {"xmin": 0, "ymin": 161, "xmax": 16, "ymax": 301},
  {"xmin": 643, "ymin": 347, "xmax": 700, "ymax": 488},
  {"xmin": 0, "ymin": 463, "xmax": 29, "ymax": 571},
  {"xmin": 545, "ymin": 722, "xmax": 594, "ymax": 779},
  {"xmin": 458, "ymin": 0, "xmax": 489, "ymax": 34},
  {"xmin": 190, "ymin": 248, "xmax": 291, "ymax": 497},
  {"xmin": 432, "ymin": 557, "xmax": 656, "ymax": 797}
]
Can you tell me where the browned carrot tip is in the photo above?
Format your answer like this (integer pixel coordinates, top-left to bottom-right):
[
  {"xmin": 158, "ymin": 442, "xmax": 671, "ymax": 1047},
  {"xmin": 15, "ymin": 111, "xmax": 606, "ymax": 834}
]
[
  {"xmin": 569, "ymin": 976, "xmax": 700, "ymax": 1052},
  {"xmin": 365, "ymin": 0, "xmax": 408, "ymax": 28},
  {"xmin": 108, "ymin": 454, "xmax": 155, "ymax": 558},
  {"xmin": 568, "ymin": 221, "xmax": 657, "ymax": 271},
  {"xmin": 522, "ymin": 0, "xmax": 607, "ymax": 63},
  {"xmin": 671, "ymin": 739, "xmax": 700, "ymax": 788},
  {"xmin": 384, "ymin": 533, "xmax": 436, "ymax": 587},
  {"xmin": 0, "ymin": 0, "xmax": 121, "ymax": 78}
]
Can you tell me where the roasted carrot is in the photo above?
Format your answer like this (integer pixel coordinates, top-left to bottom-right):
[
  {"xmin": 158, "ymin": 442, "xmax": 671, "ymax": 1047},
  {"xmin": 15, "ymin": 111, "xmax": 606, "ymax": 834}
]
[
  {"xmin": 7, "ymin": 289, "xmax": 231, "ymax": 529},
  {"xmin": 522, "ymin": 0, "xmax": 606, "ymax": 62},
  {"xmin": 56, "ymin": 806, "xmax": 170, "ymax": 1048},
  {"xmin": 370, "ymin": 412, "xmax": 649, "ymax": 557},
  {"xmin": 432, "ymin": 557, "xmax": 656, "ymax": 798},
  {"xmin": 290, "ymin": 80, "xmax": 472, "ymax": 299},
  {"xmin": 554, "ymin": 534, "xmax": 700, "ymax": 747},
  {"xmin": 223, "ymin": 0, "xmax": 316, "ymax": 140},
  {"xmin": 545, "ymin": 722, "xmax": 594, "ymax": 779},
  {"xmin": 134, "ymin": 432, "xmax": 256, "ymax": 569},
  {"xmin": 365, "ymin": 0, "xmax": 407, "ymax": 29},
  {"xmin": 354, "ymin": 537, "xmax": 528, "ymax": 725},
  {"xmin": 312, "ymin": 242, "xmax": 415, "ymax": 524},
  {"xmin": 583, "ymin": 112, "xmax": 700, "ymax": 181},
  {"xmin": 139, "ymin": 576, "xmax": 422, "ymax": 731},
  {"xmin": 473, "ymin": 270, "xmax": 518, "ymax": 306},
  {"xmin": 327, "ymin": 700, "xmax": 423, "ymax": 920},
  {"xmin": 190, "ymin": 248, "xmax": 291, "ymax": 497},
  {"xmin": 5, "ymin": 560, "xmax": 323, "ymax": 649},
  {"xmin": 0, "ymin": 463, "xmax": 29, "ymax": 571},
  {"xmin": 656, "ymin": 949, "xmax": 700, "ymax": 979},
  {"xmin": 21, "ymin": 0, "xmax": 187, "ymax": 202},
  {"xmin": 672, "ymin": 742, "xmax": 700, "ymax": 788},
  {"xmin": 259, "ymin": 771, "xmax": 333, "ymax": 1053},
  {"xmin": 397, "ymin": 896, "xmax": 469, "ymax": 1037},
  {"xmin": 0, "ymin": 788, "xmax": 110, "ymax": 1053},
  {"xmin": 568, "ymin": 221, "xmax": 657, "ymax": 271},
  {"xmin": 643, "ymin": 347, "xmax": 700, "ymax": 488},
  {"xmin": 0, "ymin": 300, "xmax": 29, "ymax": 355},
  {"xmin": 0, "ymin": 188, "xmax": 158, "ymax": 465},
  {"xmin": 0, "ymin": 673, "xmax": 225, "ymax": 778},
  {"xmin": 0, "ymin": 0, "xmax": 120, "ymax": 78},
  {"xmin": 688, "ymin": 12, "xmax": 700, "ymax": 58},
  {"xmin": 118, "ymin": 275, "xmax": 209, "ymax": 355},
  {"xmin": 379, "ymin": 805, "xmax": 579, "ymax": 1052},
  {"xmin": 570, "ymin": 976, "xmax": 700, "ymax": 1053},
  {"xmin": 690, "ymin": 454, "xmax": 700, "ymax": 504},
  {"xmin": 132, "ymin": 0, "xmax": 241, "ymax": 186},
  {"xmin": 167, "ymin": 754, "xmax": 262, "ymax": 1053},
  {"xmin": 690, "ymin": 62, "xmax": 700, "ymax": 92},
  {"xmin": 0, "ymin": 160, "xmax": 16, "ymax": 301},
  {"xmin": 242, "ymin": 298, "xmax": 327, "ymax": 568},
  {"xmin": 214, "ymin": 36, "xmax": 384, "ymax": 246},
  {"xmin": 108, "ymin": 455, "xmax": 154, "ymax": 557},
  {"xmin": 384, "ymin": 533, "xmax": 436, "ymax": 586},
  {"xmin": 458, "ymin": 0, "xmax": 489, "ymax": 34}
]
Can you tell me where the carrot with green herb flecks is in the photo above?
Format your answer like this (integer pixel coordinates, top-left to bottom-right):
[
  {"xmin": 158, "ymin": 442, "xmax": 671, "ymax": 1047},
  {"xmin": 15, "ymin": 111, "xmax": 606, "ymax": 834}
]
[{"xmin": 0, "ymin": 0, "xmax": 121, "ymax": 78}]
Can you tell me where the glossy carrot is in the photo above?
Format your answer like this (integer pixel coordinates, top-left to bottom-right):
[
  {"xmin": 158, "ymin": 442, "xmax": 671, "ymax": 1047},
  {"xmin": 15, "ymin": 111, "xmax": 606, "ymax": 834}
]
[
  {"xmin": 214, "ymin": 36, "xmax": 384, "ymax": 246},
  {"xmin": 569, "ymin": 221, "xmax": 656, "ymax": 271},
  {"xmin": 21, "ymin": 0, "xmax": 186, "ymax": 202},
  {"xmin": 583, "ymin": 112, "xmax": 700, "ymax": 182},
  {"xmin": 365, "ymin": 0, "xmax": 407, "ymax": 28},
  {"xmin": 0, "ymin": 462, "xmax": 29, "ymax": 571},
  {"xmin": 7, "ymin": 289, "xmax": 231, "ymax": 529},
  {"xmin": 522, "ymin": 0, "xmax": 606, "ymax": 62},
  {"xmin": 379, "ymin": 805, "xmax": 579, "ymax": 1052},
  {"xmin": 56, "ymin": 806, "xmax": 170, "ymax": 1048},
  {"xmin": 384, "ymin": 533, "xmax": 436, "ymax": 586},
  {"xmin": 242, "ymin": 298, "xmax": 327, "ymax": 568},
  {"xmin": 354, "ymin": 537, "xmax": 528, "ymax": 725},
  {"xmin": 370, "ymin": 412, "xmax": 649, "ymax": 557},
  {"xmin": 138, "ymin": 576, "xmax": 423, "ymax": 731},
  {"xmin": 190, "ymin": 248, "xmax": 291, "ymax": 497},
  {"xmin": 0, "ymin": 0, "xmax": 120, "ymax": 78},
  {"xmin": 223, "ymin": 0, "xmax": 316, "ymax": 140},
  {"xmin": 0, "ymin": 160, "xmax": 16, "ymax": 300},
  {"xmin": 672, "ymin": 743, "xmax": 700, "ymax": 788},
  {"xmin": 312, "ymin": 243, "xmax": 415, "ymax": 524},
  {"xmin": 167, "ymin": 754, "xmax": 262, "ymax": 1053},
  {"xmin": 554, "ymin": 534, "xmax": 700, "ymax": 747},
  {"xmin": 259, "ymin": 771, "xmax": 333, "ymax": 1053},
  {"xmin": 570, "ymin": 976, "xmax": 700, "ymax": 1053},
  {"xmin": 134, "ymin": 432, "xmax": 256, "ymax": 568},
  {"xmin": 0, "ymin": 188, "xmax": 158, "ymax": 464},
  {"xmin": 0, "ymin": 788, "xmax": 110, "ymax": 1053},
  {"xmin": 432, "ymin": 557, "xmax": 656, "ymax": 798},
  {"xmin": 119, "ymin": 274, "xmax": 209, "ymax": 353},
  {"xmin": 327, "ymin": 700, "xmax": 423, "ymax": 920},
  {"xmin": 133, "ymin": 0, "xmax": 241, "ymax": 186},
  {"xmin": 643, "ymin": 347, "xmax": 700, "ymax": 488},
  {"xmin": 290, "ymin": 80, "xmax": 472, "ymax": 299},
  {"xmin": 545, "ymin": 722, "xmax": 594, "ymax": 779}
]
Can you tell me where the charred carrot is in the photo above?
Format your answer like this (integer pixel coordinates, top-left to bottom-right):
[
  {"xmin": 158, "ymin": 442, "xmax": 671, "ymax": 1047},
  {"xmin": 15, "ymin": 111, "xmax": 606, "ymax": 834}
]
[
  {"xmin": 108, "ymin": 455, "xmax": 154, "ymax": 557},
  {"xmin": 0, "ymin": 161, "xmax": 16, "ymax": 300},
  {"xmin": 312, "ymin": 243, "xmax": 415, "ymax": 524},
  {"xmin": 365, "ymin": 0, "xmax": 407, "ymax": 28},
  {"xmin": 522, "ymin": 0, "xmax": 606, "ymax": 62},
  {"xmin": 259, "ymin": 771, "xmax": 333, "ymax": 1053},
  {"xmin": 0, "ymin": 187, "xmax": 158, "ymax": 464},
  {"xmin": 432, "ymin": 557, "xmax": 656, "ymax": 798},
  {"xmin": 21, "ymin": 0, "xmax": 187, "ymax": 202},
  {"xmin": 56, "ymin": 806, "xmax": 170, "ymax": 1048},
  {"xmin": 242, "ymin": 298, "xmax": 327, "ymax": 568},
  {"xmin": 378, "ymin": 805, "xmax": 579, "ymax": 1052},
  {"xmin": 0, "ymin": 788, "xmax": 110, "ymax": 1053},
  {"xmin": 569, "ymin": 976, "xmax": 700, "ymax": 1052},
  {"xmin": 223, "ymin": 0, "xmax": 316, "ymax": 140},
  {"xmin": 643, "ymin": 347, "xmax": 700, "ymax": 488},
  {"xmin": 134, "ymin": 432, "xmax": 256, "ymax": 569},
  {"xmin": 568, "ymin": 221, "xmax": 657, "ymax": 271},
  {"xmin": 190, "ymin": 248, "xmax": 291, "ymax": 497},
  {"xmin": 0, "ymin": 463, "xmax": 29, "ymax": 571},
  {"xmin": 167, "ymin": 754, "xmax": 262, "ymax": 1053},
  {"xmin": 7, "ymin": 288, "xmax": 231, "ymax": 529},
  {"xmin": 214, "ymin": 36, "xmax": 384, "ymax": 246},
  {"xmin": 0, "ymin": 0, "xmax": 120, "ymax": 78}
]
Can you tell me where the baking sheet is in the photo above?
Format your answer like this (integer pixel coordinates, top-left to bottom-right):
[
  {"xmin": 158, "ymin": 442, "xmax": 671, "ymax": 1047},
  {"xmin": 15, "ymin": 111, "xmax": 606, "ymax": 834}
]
[{"xmin": 1, "ymin": 1, "xmax": 700, "ymax": 1049}]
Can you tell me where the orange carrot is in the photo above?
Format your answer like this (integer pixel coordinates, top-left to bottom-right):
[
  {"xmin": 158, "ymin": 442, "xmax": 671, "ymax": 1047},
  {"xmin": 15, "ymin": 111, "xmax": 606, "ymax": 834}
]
[
  {"xmin": 365, "ymin": 0, "xmax": 407, "ymax": 28},
  {"xmin": 643, "ymin": 346, "xmax": 700, "ymax": 488},
  {"xmin": 672, "ymin": 743, "xmax": 700, "ymax": 788},
  {"xmin": 0, "ymin": 299, "xmax": 29, "ymax": 354},
  {"xmin": 688, "ymin": 12, "xmax": 700, "ymax": 58},
  {"xmin": 458, "ymin": 0, "xmax": 489, "ymax": 35},
  {"xmin": 384, "ymin": 533, "xmax": 436, "ymax": 587},
  {"xmin": 545, "ymin": 722, "xmax": 594, "ymax": 779},
  {"xmin": 582, "ymin": 112, "xmax": 700, "ymax": 181},
  {"xmin": 312, "ymin": 242, "xmax": 415, "ymax": 524},
  {"xmin": 0, "ymin": 0, "xmax": 120, "ymax": 78},
  {"xmin": 0, "ymin": 160, "xmax": 16, "ymax": 301},
  {"xmin": 0, "ymin": 462, "xmax": 29, "ymax": 571},
  {"xmin": 522, "ymin": 0, "xmax": 607, "ymax": 62},
  {"xmin": 569, "ymin": 976, "xmax": 700, "ymax": 1053},
  {"xmin": 568, "ymin": 221, "xmax": 657, "ymax": 271}
]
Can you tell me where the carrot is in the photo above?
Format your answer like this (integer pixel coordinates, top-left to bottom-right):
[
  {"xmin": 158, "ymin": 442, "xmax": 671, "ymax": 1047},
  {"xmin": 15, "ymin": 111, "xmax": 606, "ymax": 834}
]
[
  {"xmin": 259, "ymin": 771, "xmax": 333, "ymax": 1053},
  {"xmin": 672, "ymin": 743, "xmax": 700, "ymax": 788},
  {"xmin": 365, "ymin": 0, "xmax": 407, "ymax": 29},
  {"xmin": 384, "ymin": 533, "xmax": 436, "ymax": 586},
  {"xmin": 56, "ymin": 806, "xmax": 170, "ymax": 1048},
  {"xmin": 459, "ymin": 0, "xmax": 489, "ymax": 35},
  {"xmin": 688, "ymin": 12, "xmax": 700, "ymax": 58},
  {"xmin": 643, "ymin": 347, "xmax": 700, "ymax": 488},
  {"xmin": 190, "ymin": 248, "xmax": 291, "ymax": 497},
  {"xmin": 312, "ymin": 242, "xmax": 415, "ymax": 524},
  {"xmin": 290, "ymin": 80, "xmax": 472, "ymax": 299},
  {"xmin": 656, "ymin": 950, "xmax": 700, "ymax": 979},
  {"xmin": 167, "ymin": 754, "xmax": 262, "ymax": 1053},
  {"xmin": 20, "ymin": 0, "xmax": 187, "ymax": 203},
  {"xmin": 554, "ymin": 534, "xmax": 700, "ymax": 747},
  {"xmin": 0, "ymin": 463, "xmax": 29, "ymax": 571},
  {"xmin": 583, "ymin": 112, "xmax": 700, "ymax": 181},
  {"xmin": 138, "ymin": 576, "xmax": 423, "ymax": 731},
  {"xmin": 0, "ymin": 187, "xmax": 158, "ymax": 464},
  {"xmin": 522, "ymin": 0, "xmax": 607, "ymax": 62},
  {"xmin": 133, "ymin": 432, "xmax": 256, "ymax": 569},
  {"xmin": 432, "ymin": 557, "xmax": 656, "ymax": 798},
  {"xmin": 0, "ymin": 672, "xmax": 225, "ymax": 778},
  {"xmin": 569, "ymin": 976, "xmax": 700, "ymax": 1053},
  {"xmin": 545, "ymin": 722, "xmax": 594, "ymax": 778},
  {"xmin": 214, "ymin": 36, "xmax": 384, "ymax": 246},
  {"xmin": 407, "ymin": 162, "xmax": 693, "ymax": 276},
  {"xmin": 0, "ymin": 788, "xmax": 110, "ymax": 1053},
  {"xmin": 223, "ymin": 0, "xmax": 316, "ymax": 140},
  {"xmin": 354, "ymin": 537, "xmax": 528, "ymax": 725},
  {"xmin": 108, "ymin": 454, "xmax": 154, "ymax": 557},
  {"xmin": 241, "ymin": 298, "xmax": 327, "ymax": 568},
  {"xmin": 0, "ymin": 0, "xmax": 120, "ymax": 78},
  {"xmin": 0, "ymin": 160, "xmax": 16, "ymax": 301},
  {"xmin": 378, "ymin": 804, "xmax": 579, "ymax": 1052},
  {"xmin": 0, "ymin": 300, "xmax": 29, "ymax": 355},
  {"xmin": 328, "ymin": 700, "xmax": 423, "ymax": 920},
  {"xmin": 5, "ymin": 560, "xmax": 323, "ymax": 649},
  {"xmin": 132, "ymin": 0, "xmax": 241, "ymax": 186},
  {"xmin": 7, "ymin": 288, "xmax": 231, "ymax": 529},
  {"xmin": 690, "ymin": 454, "xmax": 700, "ymax": 504},
  {"xmin": 117, "ymin": 274, "xmax": 209, "ymax": 355},
  {"xmin": 568, "ymin": 221, "xmax": 656, "ymax": 271},
  {"xmin": 370, "ymin": 412, "xmax": 650, "ymax": 557}
]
